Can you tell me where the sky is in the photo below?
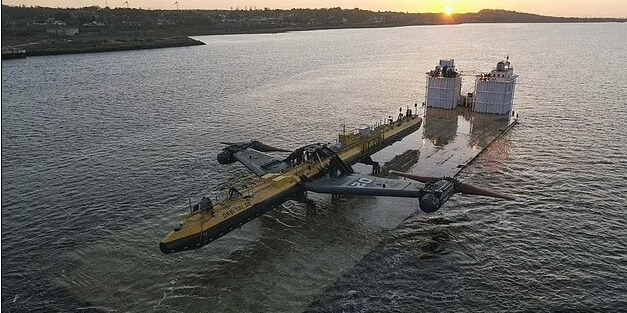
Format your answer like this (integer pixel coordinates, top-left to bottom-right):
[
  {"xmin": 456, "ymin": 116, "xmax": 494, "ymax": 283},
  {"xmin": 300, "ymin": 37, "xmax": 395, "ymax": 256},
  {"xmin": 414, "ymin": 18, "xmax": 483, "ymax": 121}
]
[{"xmin": 3, "ymin": 0, "xmax": 627, "ymax": 18}]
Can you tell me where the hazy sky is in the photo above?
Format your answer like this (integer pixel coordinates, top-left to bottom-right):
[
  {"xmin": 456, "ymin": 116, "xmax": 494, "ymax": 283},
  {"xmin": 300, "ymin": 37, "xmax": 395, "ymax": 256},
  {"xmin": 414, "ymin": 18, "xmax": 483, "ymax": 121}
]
[{"xmin": 3, "ymin": 0, "xmax": 627, "ymax": 18}]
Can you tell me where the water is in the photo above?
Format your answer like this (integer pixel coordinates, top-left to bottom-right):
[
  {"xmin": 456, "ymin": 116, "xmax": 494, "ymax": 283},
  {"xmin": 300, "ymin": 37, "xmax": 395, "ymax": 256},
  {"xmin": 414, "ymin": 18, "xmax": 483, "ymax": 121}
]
[{"xmin": 2, "ymin": 23, "xmax": 626, "ymax": 312}]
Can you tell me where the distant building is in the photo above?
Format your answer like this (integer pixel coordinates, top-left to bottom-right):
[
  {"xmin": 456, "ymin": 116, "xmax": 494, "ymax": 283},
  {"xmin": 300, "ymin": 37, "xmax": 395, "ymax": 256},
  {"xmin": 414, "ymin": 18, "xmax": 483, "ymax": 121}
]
[
  {"xmin": 82, "ymin": 21, "xmax": 106, "ymax": 27},
  {"xmin": 46, "ymin": 27, "xmax": 79, "ymax": 36}
]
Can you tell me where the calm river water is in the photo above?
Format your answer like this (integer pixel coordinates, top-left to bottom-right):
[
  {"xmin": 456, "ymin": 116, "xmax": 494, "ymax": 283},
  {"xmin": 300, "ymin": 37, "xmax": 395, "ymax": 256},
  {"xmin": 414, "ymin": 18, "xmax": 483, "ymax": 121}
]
[{"xmin": 2, "ymin": 23, "xmax": 626, "ymax": 312}]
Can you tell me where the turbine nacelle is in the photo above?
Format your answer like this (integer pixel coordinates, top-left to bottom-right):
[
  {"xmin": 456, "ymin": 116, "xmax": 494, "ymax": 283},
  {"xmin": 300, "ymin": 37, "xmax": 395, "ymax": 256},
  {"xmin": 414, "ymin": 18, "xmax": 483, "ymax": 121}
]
[{"xmin": 417, "ymin": 179, "xmax": 458, "ymax": 213}]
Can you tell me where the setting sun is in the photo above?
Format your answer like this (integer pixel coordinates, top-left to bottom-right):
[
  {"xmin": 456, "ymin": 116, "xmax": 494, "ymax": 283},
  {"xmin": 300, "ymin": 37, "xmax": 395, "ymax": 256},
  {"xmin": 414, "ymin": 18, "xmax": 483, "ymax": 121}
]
[{"xmin": 445, "ymin": 6, "xmax": 455, "ymax": 15}]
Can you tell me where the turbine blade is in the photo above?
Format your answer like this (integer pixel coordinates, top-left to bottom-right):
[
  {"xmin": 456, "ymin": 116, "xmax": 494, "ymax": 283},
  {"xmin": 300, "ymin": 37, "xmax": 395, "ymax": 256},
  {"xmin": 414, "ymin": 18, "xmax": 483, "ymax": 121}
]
[
  {"xmin": 389, "ymin": 170, "xmax": 439, "ymax": 183},
  {"xmin": 458, "ymin": 183, "xmax": 515, "ymax": 201},
  {"xmin": 250, "ymin": 140, "xmax": 291, "ymax": 152}
]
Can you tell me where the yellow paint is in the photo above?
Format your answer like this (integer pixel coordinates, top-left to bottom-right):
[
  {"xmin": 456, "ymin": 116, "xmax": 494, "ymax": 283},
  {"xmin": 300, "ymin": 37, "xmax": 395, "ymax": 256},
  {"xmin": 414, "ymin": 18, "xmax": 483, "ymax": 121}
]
[{"xmin": 162, "ymin": 116, "xmax": 422, "ymax": 246}]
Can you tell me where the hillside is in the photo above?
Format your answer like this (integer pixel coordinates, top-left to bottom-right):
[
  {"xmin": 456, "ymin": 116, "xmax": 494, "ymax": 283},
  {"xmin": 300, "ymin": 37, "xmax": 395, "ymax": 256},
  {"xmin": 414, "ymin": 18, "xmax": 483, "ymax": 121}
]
[{"xmin": 2, "ymin": 6, "xmax": 624, "ymax": 56}]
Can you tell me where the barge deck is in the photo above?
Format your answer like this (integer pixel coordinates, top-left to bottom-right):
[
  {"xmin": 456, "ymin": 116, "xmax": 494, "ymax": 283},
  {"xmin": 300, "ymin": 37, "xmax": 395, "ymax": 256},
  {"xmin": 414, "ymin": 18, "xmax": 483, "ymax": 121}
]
[{"xmin": 412, "ymin": 107, "xmax": 518, "ymax": 178}]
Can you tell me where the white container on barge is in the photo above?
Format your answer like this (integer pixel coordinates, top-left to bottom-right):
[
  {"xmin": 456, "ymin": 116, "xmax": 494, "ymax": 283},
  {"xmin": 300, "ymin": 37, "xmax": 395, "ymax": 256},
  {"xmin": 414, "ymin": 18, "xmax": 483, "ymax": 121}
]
[
  {"xmin": 473, "ymin": 58, "xmax": 518, "ymax": 115},
  {"xmin": 425, "ymin": 59, "xmax": 462, "ymax": 110}
]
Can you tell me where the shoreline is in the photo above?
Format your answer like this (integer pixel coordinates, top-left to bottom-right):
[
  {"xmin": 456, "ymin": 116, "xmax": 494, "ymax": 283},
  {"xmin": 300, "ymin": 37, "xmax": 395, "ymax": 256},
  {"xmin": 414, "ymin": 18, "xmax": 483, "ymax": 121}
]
[
  {"xmin": 5, "ymin": 36, "xmax": 205, "ymax": 58},
  {"xmin": 4, "ymin": 20, "xmax": 625, "ymax": 58},
  {"xmin": 186, "ymin": 20, "xmax": 625, "ymax": 37}
]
